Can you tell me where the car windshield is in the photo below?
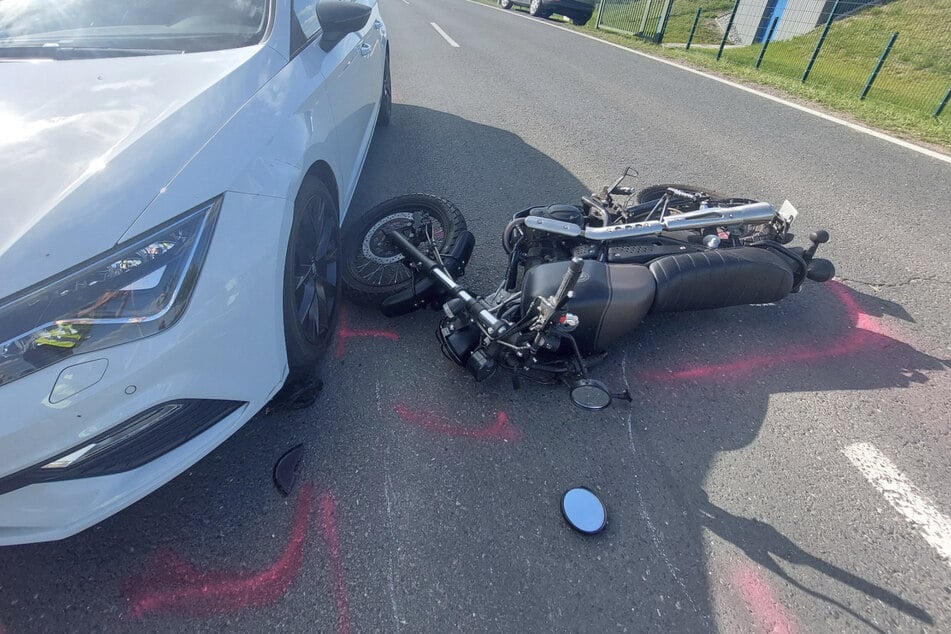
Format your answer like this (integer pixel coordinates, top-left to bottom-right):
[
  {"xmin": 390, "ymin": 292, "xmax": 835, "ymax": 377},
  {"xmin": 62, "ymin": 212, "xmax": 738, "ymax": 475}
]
[{"xmin": 0, "ymin": 0, "xmax": 270, "ymax": 57}]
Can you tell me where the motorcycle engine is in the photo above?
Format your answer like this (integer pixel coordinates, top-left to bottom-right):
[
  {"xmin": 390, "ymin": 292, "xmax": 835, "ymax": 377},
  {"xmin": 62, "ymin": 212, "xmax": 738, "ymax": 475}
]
[{"xmin": 517, "ymin": 204, "xmax": 585, "ymax": 269}]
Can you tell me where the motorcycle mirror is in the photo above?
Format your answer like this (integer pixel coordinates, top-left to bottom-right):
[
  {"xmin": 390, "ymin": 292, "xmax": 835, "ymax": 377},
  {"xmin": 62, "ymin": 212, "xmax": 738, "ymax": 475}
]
[
  {"xmin": 568, "ymin": 378, "xmax": 612, "ymax": 410},
  {"xmin": 561, "ymin": 487, "xmax": 606, "ymax": 535}
]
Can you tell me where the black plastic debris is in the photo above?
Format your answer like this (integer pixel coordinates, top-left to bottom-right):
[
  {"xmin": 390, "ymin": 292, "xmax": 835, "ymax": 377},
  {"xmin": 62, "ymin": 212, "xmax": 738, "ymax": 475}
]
[
  {"xmin": 264, "ymin": 376, "xmax": 324, "ymax": 415},
  {"xmin": 273, "ymin": 444, "xmax": 305, "ymax": 496}
]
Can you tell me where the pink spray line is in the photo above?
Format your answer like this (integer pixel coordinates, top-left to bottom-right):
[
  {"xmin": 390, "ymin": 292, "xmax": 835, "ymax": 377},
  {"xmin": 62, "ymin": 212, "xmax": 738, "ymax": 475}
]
[
  {"xmin": 394, "ymin": 403, "xmax": 520, "ymax": 442},
  {"xmin": 335, "ymin": 304, "xmax": 399, "ymax": 359},
  {"xmin": 125, "ymin": 483, "xmax": 313, "ymax": 618},
  {"xmin": 318, "ymin": 491, "xmax": 352, "ymax": 634},
  {"xmin": 733, "ymin": 563, "xmax": 798, "ymax": 634},
  {"xmin": 635, "ymin": 281, "xmax": 892, "ymax": 382}
]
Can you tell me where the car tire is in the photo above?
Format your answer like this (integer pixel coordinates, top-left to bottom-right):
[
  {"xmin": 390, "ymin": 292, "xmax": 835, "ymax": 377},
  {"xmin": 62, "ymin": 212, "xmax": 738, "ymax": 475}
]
[
  {"xmin": 529, "ymin": 0, "xmax": 549, "ymax": 18},
  {"xmin": 283, "ymin": 178, "xmax": 341, "ymax": 381},
  {"xmin": 341, "ymin": 194, "xmax": 467, "ymax": 307},
  {"xmin": 377, "ymin": 51, "xmax": 391, "ymax": 128},
  {"xmin": 499, "ymin": 0, "xmax": 513, "ymax": 8}
]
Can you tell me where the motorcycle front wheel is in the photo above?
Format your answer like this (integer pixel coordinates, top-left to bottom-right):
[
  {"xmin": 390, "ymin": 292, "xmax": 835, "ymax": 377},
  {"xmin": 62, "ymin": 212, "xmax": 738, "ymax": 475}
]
[{"xmin": 341, "ymin": 194, "xmax": 467, "ymax": 306}]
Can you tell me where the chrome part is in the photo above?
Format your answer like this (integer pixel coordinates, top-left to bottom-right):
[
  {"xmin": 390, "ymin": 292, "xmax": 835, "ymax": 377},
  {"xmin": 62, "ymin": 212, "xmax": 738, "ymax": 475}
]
[
  {"xmin": 529, "ymin": 202, "xmax": 777, "ymax": 242},
  {"xmin": 524, "ymin": 216, "xmax": 583, "ymax": 237}
]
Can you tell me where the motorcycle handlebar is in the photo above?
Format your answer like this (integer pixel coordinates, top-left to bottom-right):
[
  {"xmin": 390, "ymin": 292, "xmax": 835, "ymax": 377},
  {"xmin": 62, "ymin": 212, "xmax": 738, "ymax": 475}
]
[
  {"xmin": 384, "ymin": 228, "xmax": 507, "ymax": 336},
  {"xmin": 553, "ymin": 257, "xmax": 584, "ymax": 310}
]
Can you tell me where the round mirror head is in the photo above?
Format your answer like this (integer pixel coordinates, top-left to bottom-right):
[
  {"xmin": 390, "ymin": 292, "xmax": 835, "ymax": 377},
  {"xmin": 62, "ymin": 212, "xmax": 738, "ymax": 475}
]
[
  {"xmin": 568, "ymin": 379, "xmax": 612, "ymax": 410},
  {"xmin": 561, "ymin": 487, "xmax": 606, "ymax": 535}
]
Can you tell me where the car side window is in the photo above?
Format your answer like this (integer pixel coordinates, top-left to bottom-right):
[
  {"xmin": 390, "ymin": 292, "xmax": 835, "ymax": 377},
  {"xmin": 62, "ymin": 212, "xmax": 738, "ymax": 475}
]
[{"xmin": 291, "ymin": 0, "xmax": 321, "ymax": 54}]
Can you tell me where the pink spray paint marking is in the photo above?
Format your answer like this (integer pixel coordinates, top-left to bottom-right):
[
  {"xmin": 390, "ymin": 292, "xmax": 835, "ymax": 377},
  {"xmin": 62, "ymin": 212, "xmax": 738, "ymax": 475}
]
[
  {"xmin": 636, "ymin": 281, "xmax": 893, "ymax": 382},
  {"xmin": 318, "ymin": 491, "xmax": 352, "ymax": 634},
  {"xmin": 395, "ymin": 403, "xmax": 520, "ymax": 442},
  {"xmin": 125, "ymin": 483, "xmax": 313, "ymax": 618},
  {"xmin": 733, "ymin": 563, "xmax": 798, "ymax": 634},
  {"xmin": 334, "ymin": 304, "xmax": 399, "ymax": 359}
]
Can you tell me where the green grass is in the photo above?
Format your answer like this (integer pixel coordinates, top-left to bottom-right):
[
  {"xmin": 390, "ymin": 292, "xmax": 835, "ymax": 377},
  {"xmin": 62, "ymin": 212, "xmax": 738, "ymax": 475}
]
[
  {"xmin": 702, "ymin": 0, "xmax": 951, "ymax": 114},
  {"xmin": 476, "ymin": 0, "xmax": 951, "ymax": 148}
]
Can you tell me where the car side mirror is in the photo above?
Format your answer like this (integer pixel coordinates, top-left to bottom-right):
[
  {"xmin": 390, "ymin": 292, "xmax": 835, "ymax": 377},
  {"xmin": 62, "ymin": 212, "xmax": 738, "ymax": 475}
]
[{"xmin": 317, "ymin": 1, "xmax": 372, "ymax": 51}]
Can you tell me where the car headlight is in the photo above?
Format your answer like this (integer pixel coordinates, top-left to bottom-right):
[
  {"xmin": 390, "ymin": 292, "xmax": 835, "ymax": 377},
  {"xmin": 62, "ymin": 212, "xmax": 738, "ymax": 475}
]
[{"xmin": 0, "ymin": 197, "xmax": 221, "ymax": 388}]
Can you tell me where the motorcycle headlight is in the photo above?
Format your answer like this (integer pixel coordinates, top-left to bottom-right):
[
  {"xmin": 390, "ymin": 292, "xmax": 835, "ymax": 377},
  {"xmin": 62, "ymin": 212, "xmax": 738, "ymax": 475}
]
[{"xmin": 0, "ymin": 197, "xmax": 221, "ymax": 388}]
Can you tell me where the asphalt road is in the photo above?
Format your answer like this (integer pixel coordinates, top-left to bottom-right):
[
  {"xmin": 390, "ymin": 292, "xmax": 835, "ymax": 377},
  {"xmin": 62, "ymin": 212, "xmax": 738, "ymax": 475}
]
[{"xmin": 1, "ymin": 1, "xmax": 950, "ymax": 632}]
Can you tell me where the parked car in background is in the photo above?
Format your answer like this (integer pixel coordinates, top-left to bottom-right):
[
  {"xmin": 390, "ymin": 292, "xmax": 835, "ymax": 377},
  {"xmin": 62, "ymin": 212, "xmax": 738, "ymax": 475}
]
[
  {"xmin": 499, "ymin": 0, "xmax": 596, "ymax": 25},
  {"xmin": 0, "ymin": 0, "xmax": 390, "ymax": 545}
]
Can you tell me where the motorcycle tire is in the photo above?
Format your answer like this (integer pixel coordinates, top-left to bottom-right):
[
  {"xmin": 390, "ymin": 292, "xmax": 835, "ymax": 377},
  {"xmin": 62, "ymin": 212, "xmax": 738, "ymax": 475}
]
[
  {"xmin": 635, "ymin": 184, "xmax": 759, "ymax": 215},
  {"xmin": 341, "ymin": 194, "xmax": 467, "ymax": 307},
  {"xmin": 635, "ymin": 184, "xmax": 723, "ymax": 205}
]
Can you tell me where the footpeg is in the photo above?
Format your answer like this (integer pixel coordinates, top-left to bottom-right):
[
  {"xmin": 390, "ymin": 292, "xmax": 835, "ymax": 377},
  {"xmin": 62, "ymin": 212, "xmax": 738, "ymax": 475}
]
[
  {"xmin": 806, "ymin": 258, "xmax": 835, "ymax": 283},
  {"xmin": 803, "ymin": 230, "xmax": 830, "ymax": 260}
]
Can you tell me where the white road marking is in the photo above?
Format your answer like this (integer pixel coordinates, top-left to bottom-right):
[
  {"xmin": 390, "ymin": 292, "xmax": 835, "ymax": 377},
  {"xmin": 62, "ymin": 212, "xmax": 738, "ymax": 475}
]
[
  {"xmin": 463, "ymin": 0, "xmax": 951, "ymax": 165},
  {"xmin": 401, "ymin": 0, "xmax": 410, "ymax": 5},
  {"xmin": 431, "ymin": 22, "xmax": 460, "ymax": 48},
  {"xmin": 843, "ymin": 442, "xmax": 951, "ymax": 565}
]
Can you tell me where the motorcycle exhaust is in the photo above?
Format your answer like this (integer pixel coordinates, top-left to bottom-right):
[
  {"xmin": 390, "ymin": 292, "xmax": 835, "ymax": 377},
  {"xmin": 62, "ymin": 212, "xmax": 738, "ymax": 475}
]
[{"xmin": 524, "ymin": 202, "xmax": 777, "ymax": 241}]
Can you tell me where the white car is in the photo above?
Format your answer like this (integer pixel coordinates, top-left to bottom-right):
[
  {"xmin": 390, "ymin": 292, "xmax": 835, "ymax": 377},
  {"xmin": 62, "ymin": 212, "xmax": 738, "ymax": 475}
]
[{"xmin": 0, "ymin": 0, "xmax": 389, "ymax": 545}]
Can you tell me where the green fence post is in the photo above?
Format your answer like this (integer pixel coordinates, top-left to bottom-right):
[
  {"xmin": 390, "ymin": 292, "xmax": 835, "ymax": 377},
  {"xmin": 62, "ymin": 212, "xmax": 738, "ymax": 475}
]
[
  {"xmin": 717, "ymin": 0, "xmax": 741, "ymax": 61},
  {"xmin": 595, "ymin": 0, "xmax": 605, "ymax": 30},
  {"xmin": 860, "ymin": 32, "xmax": 898, "ymax": 100},
  {"xmin": 639, "ymin": 0, "xmax": 654, "ymax": 36},
  {"xmin": 935, "ymin": 86, "xmax": 951, "ymax": 118},
  {"xmin": 656, "ymin": 0, "xmax": 675, "ymax": 44},
  {"xmin": 802, "ymin": 0, "xmax": 839, "ymax": 83},
  {"xmin": 686, "ymin": 8, "xmax": 702, "ymax": 51},
  {"xmin": 755, "ymin": 16, "xmax": 779, "ymax": 68}
]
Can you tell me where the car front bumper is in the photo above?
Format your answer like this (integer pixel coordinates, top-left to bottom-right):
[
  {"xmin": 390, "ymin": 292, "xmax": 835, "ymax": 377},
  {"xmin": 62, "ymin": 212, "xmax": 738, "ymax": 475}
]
[{"xmin": 0, "ymin": 191, "xmax": 293, "ymax": 545}]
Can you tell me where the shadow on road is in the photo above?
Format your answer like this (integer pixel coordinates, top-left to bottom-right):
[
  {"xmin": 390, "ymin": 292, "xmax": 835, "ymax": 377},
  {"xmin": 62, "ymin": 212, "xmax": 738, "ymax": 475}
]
[{"xmin": 0, "ymin": 106, "xmax": 946, "ymax": 633}]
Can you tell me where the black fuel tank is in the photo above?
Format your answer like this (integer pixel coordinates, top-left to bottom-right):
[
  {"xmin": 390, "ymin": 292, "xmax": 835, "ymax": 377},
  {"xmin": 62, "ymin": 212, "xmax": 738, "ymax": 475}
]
[{"xmin": 520, "ymin": 261, "xmax": 656, "ymax": 355}]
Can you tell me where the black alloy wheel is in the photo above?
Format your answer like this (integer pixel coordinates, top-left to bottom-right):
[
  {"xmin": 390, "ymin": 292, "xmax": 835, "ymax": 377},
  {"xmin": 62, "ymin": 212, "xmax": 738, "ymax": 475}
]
[{"xmin": 283, "ymin": 178, "xmax": 340, "ymax": 380}]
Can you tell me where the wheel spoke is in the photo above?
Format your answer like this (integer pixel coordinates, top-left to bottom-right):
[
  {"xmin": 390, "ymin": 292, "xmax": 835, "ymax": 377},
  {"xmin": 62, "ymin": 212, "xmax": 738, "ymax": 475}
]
[{"xmin": 297, "ymin": 281, "xmax": 315, "ymax": 326}]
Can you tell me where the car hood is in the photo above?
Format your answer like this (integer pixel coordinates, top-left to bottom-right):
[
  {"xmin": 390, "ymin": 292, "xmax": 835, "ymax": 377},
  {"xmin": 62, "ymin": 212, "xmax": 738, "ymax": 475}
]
[{"xmin": 0, "ymin": 46, "xmax": 284, "ymax": 299}]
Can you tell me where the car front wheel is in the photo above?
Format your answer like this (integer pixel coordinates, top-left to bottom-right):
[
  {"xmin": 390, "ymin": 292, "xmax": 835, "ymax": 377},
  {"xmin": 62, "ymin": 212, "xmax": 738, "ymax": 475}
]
[
  {"xmin": 499, "ymin": 0, "xmax": 513, "ymax": 8},
  {"xmin": 283, "ymin": 178, "xmax": 340, "ymax": 382}
]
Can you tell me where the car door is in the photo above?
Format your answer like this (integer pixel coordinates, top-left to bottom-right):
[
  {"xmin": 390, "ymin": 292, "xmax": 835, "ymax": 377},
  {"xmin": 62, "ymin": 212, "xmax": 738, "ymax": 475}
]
[{"xmin": 293, "ymin": 0, "xmax": 381, "ymax": 213}]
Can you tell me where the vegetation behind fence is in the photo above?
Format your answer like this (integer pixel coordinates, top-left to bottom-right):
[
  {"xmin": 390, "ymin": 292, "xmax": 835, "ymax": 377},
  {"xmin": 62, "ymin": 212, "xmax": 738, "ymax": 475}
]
[{"xmin": 594, "ymin": 0, "xmax": 951, "ymax": 120}]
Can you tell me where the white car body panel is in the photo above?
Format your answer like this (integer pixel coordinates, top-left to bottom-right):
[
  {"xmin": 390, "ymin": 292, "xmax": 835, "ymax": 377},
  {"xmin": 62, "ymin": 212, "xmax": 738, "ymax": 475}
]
[
  {"xmin": 0, "ymin": 0, "xmax": 387, "ymax": 545},
  {"xmin": 0, "ymin": 45, "xmax": 287, "ymax": 297}
]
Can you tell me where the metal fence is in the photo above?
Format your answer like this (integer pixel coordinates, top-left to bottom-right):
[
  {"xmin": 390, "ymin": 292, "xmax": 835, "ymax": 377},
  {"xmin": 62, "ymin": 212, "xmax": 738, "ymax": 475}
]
[{"xmin": 592, "ymin": 0, "xmax": 951, "ymax": 118}]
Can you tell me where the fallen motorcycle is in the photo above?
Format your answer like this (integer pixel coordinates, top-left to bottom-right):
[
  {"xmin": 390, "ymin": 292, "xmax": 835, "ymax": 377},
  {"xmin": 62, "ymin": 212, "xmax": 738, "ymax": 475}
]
[{"xmin": 341, "ymin": 171, "xmax": 834, "ymax": 409}]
